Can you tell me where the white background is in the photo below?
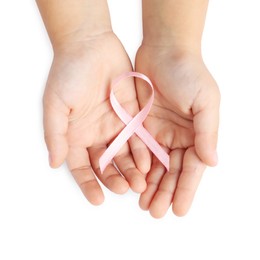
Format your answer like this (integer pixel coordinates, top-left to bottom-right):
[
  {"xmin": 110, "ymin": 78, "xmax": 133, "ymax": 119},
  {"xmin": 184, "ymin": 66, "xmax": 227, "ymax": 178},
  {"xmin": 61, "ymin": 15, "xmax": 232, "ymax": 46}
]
[{"xmin": 0, "ymin": 0, "xmax": 260, "ymax": 259}]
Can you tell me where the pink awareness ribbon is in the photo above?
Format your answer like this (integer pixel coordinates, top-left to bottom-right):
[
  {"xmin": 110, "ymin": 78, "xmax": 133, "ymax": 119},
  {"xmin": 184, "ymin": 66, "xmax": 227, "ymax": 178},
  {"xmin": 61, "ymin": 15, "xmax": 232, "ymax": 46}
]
[{"xmin": 99, "ymin": 72, "xmax": 170, "ymax": 173}]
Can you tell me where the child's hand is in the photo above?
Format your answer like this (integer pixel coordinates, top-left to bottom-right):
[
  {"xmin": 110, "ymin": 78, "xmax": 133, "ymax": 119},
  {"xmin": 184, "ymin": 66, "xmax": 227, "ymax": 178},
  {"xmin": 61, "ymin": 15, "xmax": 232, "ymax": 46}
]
[
  {"xmin": 135, "ymin": 45, "xmax": 220, "ymax": 217},
  {"xmin": 44, "ymin": 32, "xmax": 150, "ymax": 205}
]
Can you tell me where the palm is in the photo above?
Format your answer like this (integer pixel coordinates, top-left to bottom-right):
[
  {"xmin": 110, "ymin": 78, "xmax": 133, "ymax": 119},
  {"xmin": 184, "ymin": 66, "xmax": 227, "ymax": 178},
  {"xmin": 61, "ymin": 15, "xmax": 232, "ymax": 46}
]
[
  {"xmin": 44, "ymin": 33, "xmax": 149, "ymax": 205},
  {"xmin": 135, "ymin": 46, "xmax": 220, "ymax": 217}
]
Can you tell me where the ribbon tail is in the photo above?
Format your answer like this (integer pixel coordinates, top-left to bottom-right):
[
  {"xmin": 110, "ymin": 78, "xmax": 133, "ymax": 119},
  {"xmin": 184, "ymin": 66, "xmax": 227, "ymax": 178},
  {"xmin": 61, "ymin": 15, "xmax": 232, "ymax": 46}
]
[{"xmin": 135, "ymin": 126, "xmax": 169, "ymax": 171}]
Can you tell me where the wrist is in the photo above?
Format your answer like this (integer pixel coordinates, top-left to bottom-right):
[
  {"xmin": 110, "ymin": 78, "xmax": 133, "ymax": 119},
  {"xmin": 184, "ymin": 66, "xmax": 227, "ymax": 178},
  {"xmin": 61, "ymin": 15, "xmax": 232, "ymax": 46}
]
[
  {"xmin": 142, "ymin": 37, "xmax": 202, "ymax": 56},
  {"xmin": 140, "ymin": 36, "xmax": 202, "ymax": 57},
  {"xmin": 142, "ymin": 17, "xmax": 202, "ymax": 54},
  {"xmin": 136, "ymin": 43, "xmax": 205, "ymax": 74},
  {"xmin": 52, "ymin": 28, "xmax": 113, "ymax": 54},
  {"xmin": 50, "ymin": 17, "xmax": 112, "ymax": 52}
]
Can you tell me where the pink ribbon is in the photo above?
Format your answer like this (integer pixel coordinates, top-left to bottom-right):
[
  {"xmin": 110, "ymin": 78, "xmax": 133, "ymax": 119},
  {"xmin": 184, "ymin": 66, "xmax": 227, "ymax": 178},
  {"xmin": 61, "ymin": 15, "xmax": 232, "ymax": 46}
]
[{"xmin": 99, "ymin": 72, "xmax": 170, "ymax": 173}]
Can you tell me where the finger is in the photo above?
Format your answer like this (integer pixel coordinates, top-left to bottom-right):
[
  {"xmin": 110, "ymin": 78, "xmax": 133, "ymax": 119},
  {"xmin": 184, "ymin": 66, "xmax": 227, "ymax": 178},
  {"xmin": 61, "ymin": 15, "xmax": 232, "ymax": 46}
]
[
  {"xmin": 43, "ymin": 93, "xmax": 69, "ymax": 168},
  {"xmin": 193, "ymin": 87, "xmax": 220, "ymax": 166},
  {"xmin": 129, "ymin": 134, "xmax": 151, "ymax": 174},
  {"xmin": 149, "ymin": 149, "xmax": 184, "ymax": 219},
  {"xmin": 67, "ymin": 146, "xmax": 104, "ymax": 205},
  {"xmin": 88, "ymin": 146, "xmax": 129, "ymax": 194},
  {"xmin": 139, "ymin": 156, "xmax": 166, "ymax": 211},
  {"xmin": 114, "ymin": 143, "xmax": 147, "ymax": 193},
  {"xmin": 172, "ymin": 147, "xmax": 206, "ymax": 217}
]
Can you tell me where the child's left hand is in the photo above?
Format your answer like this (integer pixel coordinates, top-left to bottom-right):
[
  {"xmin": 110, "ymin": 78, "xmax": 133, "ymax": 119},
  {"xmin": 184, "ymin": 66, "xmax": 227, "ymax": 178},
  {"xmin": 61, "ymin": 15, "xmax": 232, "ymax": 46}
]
[{"xmin": 135, "ymin": 45, "xmax": 220, "ymax": 217}]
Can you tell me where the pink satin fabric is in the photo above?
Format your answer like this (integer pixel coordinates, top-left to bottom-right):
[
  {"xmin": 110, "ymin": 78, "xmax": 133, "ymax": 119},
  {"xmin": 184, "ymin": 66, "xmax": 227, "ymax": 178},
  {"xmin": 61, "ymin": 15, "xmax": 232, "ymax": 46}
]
[{"xmin": 99, "ymin": 72, "xmax": 170, "ymax": 173}]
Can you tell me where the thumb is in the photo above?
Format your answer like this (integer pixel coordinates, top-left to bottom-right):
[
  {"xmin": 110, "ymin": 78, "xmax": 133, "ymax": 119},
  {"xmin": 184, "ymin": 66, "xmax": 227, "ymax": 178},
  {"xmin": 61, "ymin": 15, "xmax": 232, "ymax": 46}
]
[
  {"xmin": 43, "ymin": 93, "xmax": 69, "ymax": 168},
  {"xmin": 193, "ymin": 88, "xmax": 220, "ymax": 167}
]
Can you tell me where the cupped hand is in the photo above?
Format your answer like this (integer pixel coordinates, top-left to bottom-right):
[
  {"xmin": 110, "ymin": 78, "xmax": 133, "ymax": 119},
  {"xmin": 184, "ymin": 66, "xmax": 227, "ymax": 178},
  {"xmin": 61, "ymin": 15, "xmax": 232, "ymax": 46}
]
[
  {"xmin": 43, "ymin": 32, "xmax": 151, "ymax": 205},
  {"xmin": 135, "ymin": 45, "xmax": 220, "ymax": 217}
]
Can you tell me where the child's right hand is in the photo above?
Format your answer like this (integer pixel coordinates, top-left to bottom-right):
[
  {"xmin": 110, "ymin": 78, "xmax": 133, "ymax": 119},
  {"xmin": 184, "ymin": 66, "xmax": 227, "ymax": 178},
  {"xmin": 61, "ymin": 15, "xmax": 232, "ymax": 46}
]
[{"xmin": 43, "ymin": 32, "xmax": 150, "ymax": 205}]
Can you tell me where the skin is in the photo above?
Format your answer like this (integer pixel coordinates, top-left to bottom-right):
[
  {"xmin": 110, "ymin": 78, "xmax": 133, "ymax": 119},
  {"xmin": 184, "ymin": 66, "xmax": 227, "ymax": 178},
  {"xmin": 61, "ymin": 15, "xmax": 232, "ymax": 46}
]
[
  {"xmin": 136, "ymin": 0, "xmax": 220, "ymax": 218},
  {"xmin": 37, "ymin": 0, "xmax": 151, "ymax": 205},
  {"xmin": 36, "ymin": 0, "xmax": 220, "ymax": 217}
]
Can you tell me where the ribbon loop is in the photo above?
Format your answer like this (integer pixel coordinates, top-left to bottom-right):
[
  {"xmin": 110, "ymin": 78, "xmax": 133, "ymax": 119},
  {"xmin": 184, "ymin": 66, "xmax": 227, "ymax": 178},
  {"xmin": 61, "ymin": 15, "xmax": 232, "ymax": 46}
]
[{"xmin": 99, "ymin": 72, "xmax": 169, "ymax": 173}]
